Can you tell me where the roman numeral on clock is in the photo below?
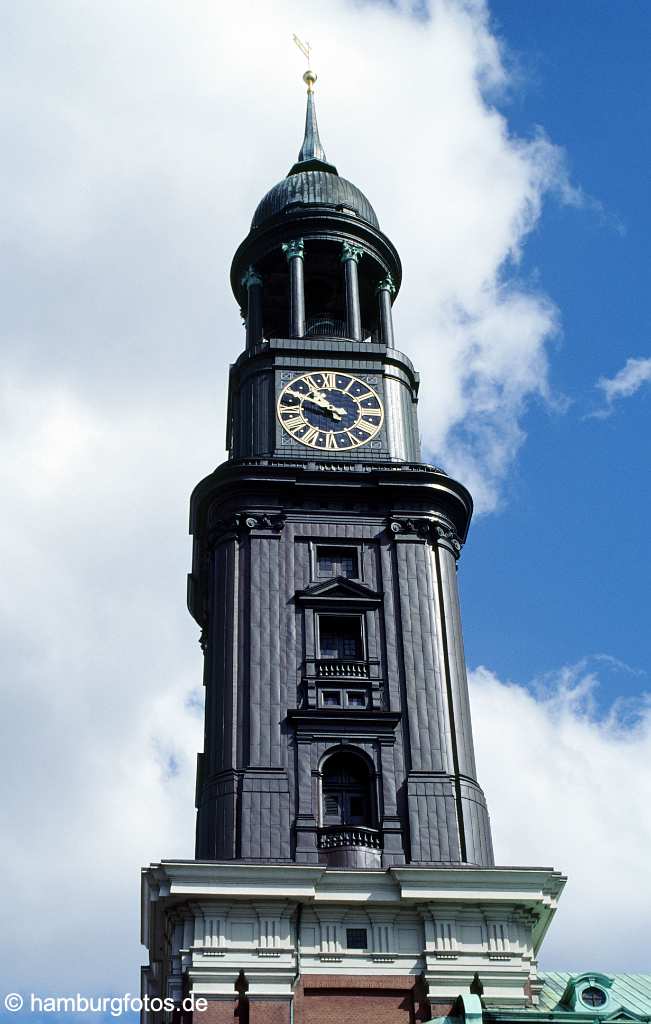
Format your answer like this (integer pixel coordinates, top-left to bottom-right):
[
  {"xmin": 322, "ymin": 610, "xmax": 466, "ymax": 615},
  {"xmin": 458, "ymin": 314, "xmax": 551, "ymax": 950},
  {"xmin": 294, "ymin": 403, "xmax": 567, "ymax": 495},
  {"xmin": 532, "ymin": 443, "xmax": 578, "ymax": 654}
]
[
  {"xmin": 281, "ymin": 414, "xmax": 305, "ymax": 431},
  {"xmin": 302, "ymin": 426, "xmax": 321, "ymax": 445}
]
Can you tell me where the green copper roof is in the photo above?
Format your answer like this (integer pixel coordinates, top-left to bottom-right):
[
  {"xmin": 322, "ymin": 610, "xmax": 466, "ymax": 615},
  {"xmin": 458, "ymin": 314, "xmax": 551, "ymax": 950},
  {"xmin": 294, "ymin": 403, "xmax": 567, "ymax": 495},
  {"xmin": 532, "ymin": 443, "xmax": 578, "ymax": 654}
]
[
  {"xmin": 538, "ymin": 974, "xmax": 651, "ymax": 1017},
  {"xmin": 486, "ymin": 974, "xmax": 651, "ymax": 1023}
]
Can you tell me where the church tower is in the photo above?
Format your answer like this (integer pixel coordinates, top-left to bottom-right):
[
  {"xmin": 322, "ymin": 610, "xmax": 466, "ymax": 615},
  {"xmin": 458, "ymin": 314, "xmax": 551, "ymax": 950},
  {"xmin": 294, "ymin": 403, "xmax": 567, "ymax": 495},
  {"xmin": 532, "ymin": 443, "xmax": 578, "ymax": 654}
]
[{"xmin": 142, "ymin": 72, "xmax": 564, "ymax": 1024}]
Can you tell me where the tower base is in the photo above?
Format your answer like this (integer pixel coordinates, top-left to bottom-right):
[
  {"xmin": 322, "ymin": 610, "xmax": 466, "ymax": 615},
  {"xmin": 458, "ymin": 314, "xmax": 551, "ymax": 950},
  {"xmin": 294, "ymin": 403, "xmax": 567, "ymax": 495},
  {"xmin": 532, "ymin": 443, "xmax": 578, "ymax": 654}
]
[{"xmin": 141, "ymin": 861, "xmax": 565, "ymax": 1023}]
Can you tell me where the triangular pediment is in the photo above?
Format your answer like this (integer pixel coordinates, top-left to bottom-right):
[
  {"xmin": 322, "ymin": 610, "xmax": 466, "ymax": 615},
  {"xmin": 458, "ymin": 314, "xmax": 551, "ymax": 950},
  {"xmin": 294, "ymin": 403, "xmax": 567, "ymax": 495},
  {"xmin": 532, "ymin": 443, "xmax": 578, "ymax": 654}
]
[{"xmin": 296, "ymin": 576, "xmax": 382, "ymax": 605}]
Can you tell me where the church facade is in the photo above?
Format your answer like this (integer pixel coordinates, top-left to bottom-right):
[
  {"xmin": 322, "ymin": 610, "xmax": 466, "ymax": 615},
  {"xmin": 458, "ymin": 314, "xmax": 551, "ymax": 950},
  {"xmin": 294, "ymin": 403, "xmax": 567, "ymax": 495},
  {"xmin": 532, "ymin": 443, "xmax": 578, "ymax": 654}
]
[{"xmin": 141, "ymin": 73, "xmax": 647, "ymax": 1024}]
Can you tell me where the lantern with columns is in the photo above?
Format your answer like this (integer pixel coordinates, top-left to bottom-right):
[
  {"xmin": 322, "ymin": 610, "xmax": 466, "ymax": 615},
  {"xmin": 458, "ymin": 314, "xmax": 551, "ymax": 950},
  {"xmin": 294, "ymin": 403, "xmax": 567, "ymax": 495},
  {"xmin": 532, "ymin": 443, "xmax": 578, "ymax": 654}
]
[{"xmin": 233, "ymin": 72, "xmax": 400, "ymax": 351}]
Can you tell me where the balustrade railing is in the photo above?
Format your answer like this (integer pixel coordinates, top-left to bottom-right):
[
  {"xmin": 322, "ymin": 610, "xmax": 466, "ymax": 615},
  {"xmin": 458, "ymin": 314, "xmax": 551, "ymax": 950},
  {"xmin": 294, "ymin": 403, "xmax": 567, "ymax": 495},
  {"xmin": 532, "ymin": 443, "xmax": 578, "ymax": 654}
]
[
  {"xmin": 316, "ymin": 659, "xmax": 370, "ymax": 679},
  {"xmin": 318, "ymin": 825, "xmax": 382, "ymax": 850}
]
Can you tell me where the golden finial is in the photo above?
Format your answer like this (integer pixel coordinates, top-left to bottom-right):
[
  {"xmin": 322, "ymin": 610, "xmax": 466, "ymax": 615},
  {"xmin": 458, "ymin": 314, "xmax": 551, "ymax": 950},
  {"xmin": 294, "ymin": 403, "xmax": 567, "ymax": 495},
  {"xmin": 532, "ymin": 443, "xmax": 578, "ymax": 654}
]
[{"xmin": 292, "ymin": 34, "xmax": 316, "ymax": 91}]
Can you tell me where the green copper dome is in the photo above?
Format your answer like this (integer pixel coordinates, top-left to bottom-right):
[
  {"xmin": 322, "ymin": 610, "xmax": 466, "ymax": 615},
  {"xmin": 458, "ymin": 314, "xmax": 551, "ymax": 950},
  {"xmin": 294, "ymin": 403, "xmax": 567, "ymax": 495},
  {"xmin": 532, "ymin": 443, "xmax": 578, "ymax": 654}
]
[
  {"xmin": 250, "ymin": 77, "xmax": 379, "ymax": 230},
  {"xmin": 251, "ymin": 170, "xmax": 379, "ymax": 230}
]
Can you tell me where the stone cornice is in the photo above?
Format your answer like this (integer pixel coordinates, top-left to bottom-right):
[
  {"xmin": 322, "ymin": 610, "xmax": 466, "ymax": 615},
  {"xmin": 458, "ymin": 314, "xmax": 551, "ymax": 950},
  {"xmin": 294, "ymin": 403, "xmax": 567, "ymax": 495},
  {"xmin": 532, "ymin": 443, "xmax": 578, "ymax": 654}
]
[{"xmin": 143, "ymin": 862, "xmax": 565, "ymax": 908}]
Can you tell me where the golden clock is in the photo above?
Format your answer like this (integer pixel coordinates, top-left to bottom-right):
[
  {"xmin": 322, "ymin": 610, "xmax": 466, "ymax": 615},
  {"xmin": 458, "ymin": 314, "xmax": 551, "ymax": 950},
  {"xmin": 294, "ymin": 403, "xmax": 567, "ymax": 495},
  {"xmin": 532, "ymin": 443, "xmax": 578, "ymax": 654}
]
[{"xmin": 277, "ymin": 371, "xmax": 384, "ymax": 450}]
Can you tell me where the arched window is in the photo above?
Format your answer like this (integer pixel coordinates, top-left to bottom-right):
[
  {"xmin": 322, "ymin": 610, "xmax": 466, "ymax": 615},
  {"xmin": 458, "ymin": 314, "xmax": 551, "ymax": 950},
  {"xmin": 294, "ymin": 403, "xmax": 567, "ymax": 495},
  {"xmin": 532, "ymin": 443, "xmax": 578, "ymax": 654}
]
[{"xmin": 321, "ymin": 752, "xmax": 373, "ymax": 827}]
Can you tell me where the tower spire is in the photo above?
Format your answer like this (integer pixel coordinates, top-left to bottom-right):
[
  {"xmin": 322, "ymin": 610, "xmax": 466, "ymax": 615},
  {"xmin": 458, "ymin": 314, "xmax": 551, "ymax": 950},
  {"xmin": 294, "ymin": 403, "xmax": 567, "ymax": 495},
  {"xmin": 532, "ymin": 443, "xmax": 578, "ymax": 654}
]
[{"xmin": 288, "ymin": 69, "xmax": 338, "ymax": 176}]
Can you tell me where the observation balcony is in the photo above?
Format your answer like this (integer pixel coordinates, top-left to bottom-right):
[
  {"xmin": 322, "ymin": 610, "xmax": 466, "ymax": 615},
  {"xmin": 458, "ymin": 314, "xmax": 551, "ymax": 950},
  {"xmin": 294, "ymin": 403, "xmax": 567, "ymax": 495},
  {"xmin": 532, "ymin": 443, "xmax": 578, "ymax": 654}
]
[
  {"xmin": 318, "ymin": 825, "xmax": 382, "ymax": 850},
  {"xmin": 317, "ymin": 824, "xmax": 383, "ymax": 868}
]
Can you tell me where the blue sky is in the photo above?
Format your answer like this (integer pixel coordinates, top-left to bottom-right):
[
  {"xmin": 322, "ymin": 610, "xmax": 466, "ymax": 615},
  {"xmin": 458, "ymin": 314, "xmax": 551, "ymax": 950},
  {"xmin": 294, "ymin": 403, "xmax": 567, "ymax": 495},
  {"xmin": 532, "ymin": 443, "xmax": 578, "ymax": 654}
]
[
  {"xmin": 1, "ymin": 0, "xmax": 650, "ymax": 1015},
  {"xmin": 462, "ymin": 0, "xmax": 650, "ymax": 705}
]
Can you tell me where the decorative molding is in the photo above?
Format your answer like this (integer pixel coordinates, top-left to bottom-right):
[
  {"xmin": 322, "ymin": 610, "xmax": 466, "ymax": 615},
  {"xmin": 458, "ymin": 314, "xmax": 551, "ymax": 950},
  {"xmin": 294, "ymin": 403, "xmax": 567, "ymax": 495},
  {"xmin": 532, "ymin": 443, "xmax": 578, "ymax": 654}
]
[
  {"xmin": 241, "ymin": 265, "xmax": 263, "ymax": 289},
  {"xmin": 340, "ymin": 240, "xmax": 364, "ymax": 263},
  {"xmin": 207, "ymin": 511, "xmax": 286, "ymax": 543},
  {"xmin": 388, "ymin": 517, "xmax": 462, "ymax": 556},
  {"xmin": 282, "ymin": 238, "xmax": 305, "ymax": 261},
  {"xmin": 142, "ymin": 862, "xmax": 566, "ymax": 1006},
  {"xmin": 296, "ymin": 576, "xmax": 382, "ymax": 606},
  {"xmin": 375, "ymin": 272, "xmax": 396, "ymax": 295}
]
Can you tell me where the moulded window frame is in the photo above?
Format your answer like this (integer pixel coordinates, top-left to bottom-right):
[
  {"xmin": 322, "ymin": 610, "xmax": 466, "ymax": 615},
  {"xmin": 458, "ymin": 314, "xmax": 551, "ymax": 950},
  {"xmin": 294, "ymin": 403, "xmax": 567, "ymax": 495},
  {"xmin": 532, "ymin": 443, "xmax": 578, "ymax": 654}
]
[
  {"xmin": 309, "ymin": 540, "xmax": 365, "ymax": 583},
  {"xmin": 317, "ymin": 687, "xmax": 369, "ymax": 709},
  {"xmin": 317, "ymin": 746, "xmax": 378, "ymax": 832},
  {"xmin": 579, "ymin": 988, "xmax": 608, "ymax": 1010},
  {"xmin": 320, "ymin": 689, "xmax": 342, "ymax": 708}
]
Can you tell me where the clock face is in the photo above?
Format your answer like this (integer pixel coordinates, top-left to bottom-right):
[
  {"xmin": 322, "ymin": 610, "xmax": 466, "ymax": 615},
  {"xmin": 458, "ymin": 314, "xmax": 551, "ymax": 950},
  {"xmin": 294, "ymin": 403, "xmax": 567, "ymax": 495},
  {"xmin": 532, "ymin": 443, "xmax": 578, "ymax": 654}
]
[{"xmin": 277, "ymin": 371, "xmax": 384, "ymax": 450}]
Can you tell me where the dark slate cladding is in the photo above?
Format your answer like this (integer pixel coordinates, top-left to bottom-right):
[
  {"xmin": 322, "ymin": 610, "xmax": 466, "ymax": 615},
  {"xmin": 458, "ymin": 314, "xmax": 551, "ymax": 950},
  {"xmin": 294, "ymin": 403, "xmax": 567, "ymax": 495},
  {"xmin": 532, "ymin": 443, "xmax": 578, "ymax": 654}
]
[
  {"xmin": 251, "ymin": 170, "xmax": 380, "ymax": 230},
  {"xmin": 190, "ymin": 456, "xmax": 495, "ymax": 869},
  {"xmin": 191, "ymin": 86, "xmax": 496, "ymax": 871}
]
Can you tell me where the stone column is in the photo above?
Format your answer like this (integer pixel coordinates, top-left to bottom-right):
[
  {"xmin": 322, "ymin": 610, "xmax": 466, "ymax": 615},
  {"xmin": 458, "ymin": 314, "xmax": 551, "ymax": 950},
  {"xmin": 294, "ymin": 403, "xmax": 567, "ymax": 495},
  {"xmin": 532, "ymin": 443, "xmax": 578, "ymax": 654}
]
[
  {"xmin": 241, "ymin": 266, "xmax": 263, "ymax": 349},
  {"xmin": 375, "ymin": 273, "xmax": 396, "ymax": 347},
  {"xmin": 282, "ymin": 238, "xmax": 305, "ymax": 338},
  {"xmin": 340, "ymin": 241, "xmax": 364, "ymax": 341}
]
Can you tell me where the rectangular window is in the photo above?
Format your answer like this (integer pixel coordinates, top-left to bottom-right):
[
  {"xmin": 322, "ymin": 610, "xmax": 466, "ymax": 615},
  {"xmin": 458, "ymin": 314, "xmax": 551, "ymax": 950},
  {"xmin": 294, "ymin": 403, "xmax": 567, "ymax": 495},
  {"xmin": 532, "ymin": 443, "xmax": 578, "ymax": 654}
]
[
  {"xmin": 346, "ymin": 691, "xmax": 366, "ymax": 708},
  {"xmin": 316, "ymin": 546, "xmax": 358, "ymax": 579},
  {"xmin": 319, "ymin": 616, "xmax": 363, "ymax": 660},
  {"xmin": 346, "ymin": 928, "xmax": 368, "ymax": 950},
  {"xmin": 322, "ymin": 691, "xmax": 341, "ymax": 707}
]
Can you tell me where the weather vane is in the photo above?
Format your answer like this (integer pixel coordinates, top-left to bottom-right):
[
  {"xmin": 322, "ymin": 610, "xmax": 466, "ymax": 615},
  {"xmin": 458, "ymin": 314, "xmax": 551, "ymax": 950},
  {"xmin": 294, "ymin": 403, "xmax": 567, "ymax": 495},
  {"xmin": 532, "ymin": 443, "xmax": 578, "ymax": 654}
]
[
  {"xmin": 292, "ymin": 33, "xmax": 317, "ymax": 92},
  {"xmin": 292, "ymin": 33, "xmax": 311, "ymax": 66}
]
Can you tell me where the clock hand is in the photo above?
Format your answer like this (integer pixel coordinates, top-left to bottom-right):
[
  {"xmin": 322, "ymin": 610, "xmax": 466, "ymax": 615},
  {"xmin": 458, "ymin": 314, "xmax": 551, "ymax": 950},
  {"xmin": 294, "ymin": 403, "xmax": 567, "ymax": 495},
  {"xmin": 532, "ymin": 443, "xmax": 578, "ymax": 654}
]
[{"xmin": 306, "ymin": 390, "xmax": 347, "ymax": 419}]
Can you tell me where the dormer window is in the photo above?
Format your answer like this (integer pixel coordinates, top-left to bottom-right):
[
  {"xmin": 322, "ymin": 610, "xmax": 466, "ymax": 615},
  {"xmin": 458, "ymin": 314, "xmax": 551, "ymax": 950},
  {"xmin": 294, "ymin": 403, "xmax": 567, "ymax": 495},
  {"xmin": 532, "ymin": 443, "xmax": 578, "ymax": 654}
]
[
  {"xmin": 317, "ymin": 546, "xmax": 358, "ymax": 579},
  {"xmin": 581, "ymin": 988, "xmax": 607, "ymax": 1009},
  {"xmin": 558, "ymin": 973, "xmax": 614, "ymax": 1014}
]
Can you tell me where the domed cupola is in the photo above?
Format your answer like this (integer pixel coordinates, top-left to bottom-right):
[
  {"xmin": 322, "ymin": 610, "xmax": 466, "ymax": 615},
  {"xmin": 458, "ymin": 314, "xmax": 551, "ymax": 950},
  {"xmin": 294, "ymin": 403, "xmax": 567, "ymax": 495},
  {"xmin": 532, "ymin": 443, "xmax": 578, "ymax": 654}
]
[
  {"xmin": 251, "ymin": 73, "xmax": 380, "ymax": 231},
  {"xmin": 231, "ymin": 70, "xmax": 401, "ymax": 346}
]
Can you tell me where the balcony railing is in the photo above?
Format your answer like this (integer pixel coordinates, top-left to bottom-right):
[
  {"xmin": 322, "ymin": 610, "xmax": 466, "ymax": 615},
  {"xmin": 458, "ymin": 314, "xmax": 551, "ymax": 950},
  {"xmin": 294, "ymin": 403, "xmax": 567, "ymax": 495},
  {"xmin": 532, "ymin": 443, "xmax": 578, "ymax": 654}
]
[
  {"xmin": 318, "ymin": 826, "xmax": 382, "ymax": 850},
  {"xmin": 316, "ymin": 659, "xmax": 370, "ymax": 679}
]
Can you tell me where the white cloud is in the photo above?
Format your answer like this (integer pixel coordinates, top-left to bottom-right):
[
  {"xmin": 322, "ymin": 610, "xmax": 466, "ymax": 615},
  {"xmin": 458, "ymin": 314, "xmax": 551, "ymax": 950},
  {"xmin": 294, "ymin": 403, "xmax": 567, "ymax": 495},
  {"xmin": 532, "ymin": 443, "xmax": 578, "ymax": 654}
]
[
  {"xmin": 471, "ymin": 660, "xmax": 651, "ymax": 972},
  {"xmin": 591, "ymin": 356, "xmax": 651, "ymax": 417},
  {"xmin": 0, "ymin": 0, "xmax": 626, "ymax": 999}
]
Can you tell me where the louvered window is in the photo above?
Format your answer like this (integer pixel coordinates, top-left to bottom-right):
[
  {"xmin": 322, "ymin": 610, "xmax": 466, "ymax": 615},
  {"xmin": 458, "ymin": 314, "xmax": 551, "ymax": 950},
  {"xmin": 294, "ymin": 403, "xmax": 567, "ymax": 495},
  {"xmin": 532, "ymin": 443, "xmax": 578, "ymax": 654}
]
[{"xmin": 324, "ymin": 794, "xmax": 339, "ymax": 816}]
